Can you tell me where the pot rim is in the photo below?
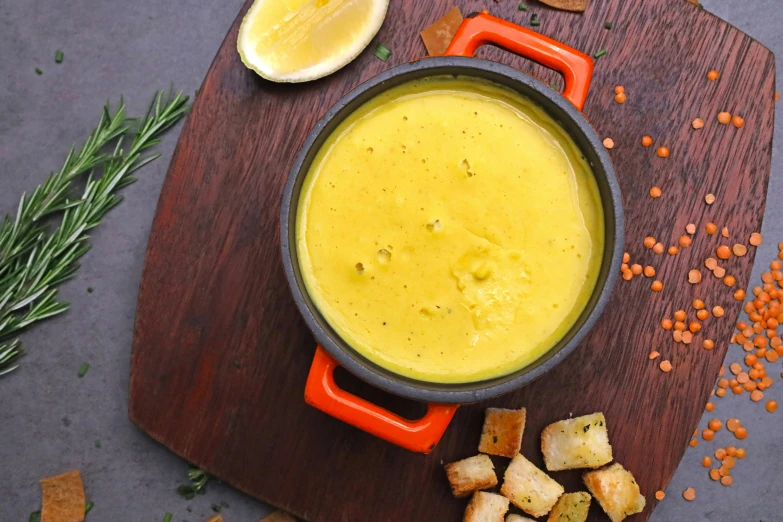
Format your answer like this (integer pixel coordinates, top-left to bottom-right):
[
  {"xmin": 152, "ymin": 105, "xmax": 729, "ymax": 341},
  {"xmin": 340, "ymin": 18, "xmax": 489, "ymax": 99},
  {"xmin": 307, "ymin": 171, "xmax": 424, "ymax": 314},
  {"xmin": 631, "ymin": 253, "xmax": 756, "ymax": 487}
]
[{"xmin": 280, "ymin": 56, "xmax": 624, "ymax": 404}]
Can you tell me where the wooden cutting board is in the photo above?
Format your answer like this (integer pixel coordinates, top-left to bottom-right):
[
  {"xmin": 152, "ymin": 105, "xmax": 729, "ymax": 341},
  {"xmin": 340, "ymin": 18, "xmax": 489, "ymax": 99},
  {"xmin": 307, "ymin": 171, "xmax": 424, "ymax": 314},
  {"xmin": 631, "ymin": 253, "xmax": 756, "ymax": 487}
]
[{"xmin": 128, "ymin": 1, "xmax": 776, "ymax": 520}]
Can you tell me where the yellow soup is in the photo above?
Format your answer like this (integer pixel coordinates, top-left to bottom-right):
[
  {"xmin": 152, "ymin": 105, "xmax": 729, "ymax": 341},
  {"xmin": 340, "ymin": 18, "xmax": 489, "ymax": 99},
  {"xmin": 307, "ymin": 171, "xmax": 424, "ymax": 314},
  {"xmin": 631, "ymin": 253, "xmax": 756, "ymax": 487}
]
[{"xmin": 296, "ymin": 77, "xmax": 604, "ymax": 383}]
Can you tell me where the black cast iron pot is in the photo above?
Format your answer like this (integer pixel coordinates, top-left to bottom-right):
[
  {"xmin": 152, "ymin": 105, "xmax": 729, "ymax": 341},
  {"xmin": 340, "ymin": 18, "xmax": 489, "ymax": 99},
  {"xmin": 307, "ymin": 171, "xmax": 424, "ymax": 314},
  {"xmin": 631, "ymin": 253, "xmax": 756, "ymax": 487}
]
[{"xmin": 279, "ymin": 14, "xmax": 624, "ymax": 452}]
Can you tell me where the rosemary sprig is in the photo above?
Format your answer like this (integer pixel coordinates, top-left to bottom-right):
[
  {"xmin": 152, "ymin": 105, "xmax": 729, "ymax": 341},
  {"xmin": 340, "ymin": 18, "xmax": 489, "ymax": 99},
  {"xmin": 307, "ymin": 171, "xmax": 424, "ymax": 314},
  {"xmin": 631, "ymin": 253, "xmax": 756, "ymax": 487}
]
[{"xmin": 0, "ymin": 89, "xmax": 190, "ymax": 375}]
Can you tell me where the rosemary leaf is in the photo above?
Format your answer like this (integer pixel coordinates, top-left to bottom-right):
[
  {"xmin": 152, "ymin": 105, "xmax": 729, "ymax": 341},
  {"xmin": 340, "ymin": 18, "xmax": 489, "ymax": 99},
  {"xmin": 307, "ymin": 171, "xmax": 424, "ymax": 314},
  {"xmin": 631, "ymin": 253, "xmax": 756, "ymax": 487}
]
[{"xmin": 0, "ymin": 90, "xmax": 190, "ymax": 375}]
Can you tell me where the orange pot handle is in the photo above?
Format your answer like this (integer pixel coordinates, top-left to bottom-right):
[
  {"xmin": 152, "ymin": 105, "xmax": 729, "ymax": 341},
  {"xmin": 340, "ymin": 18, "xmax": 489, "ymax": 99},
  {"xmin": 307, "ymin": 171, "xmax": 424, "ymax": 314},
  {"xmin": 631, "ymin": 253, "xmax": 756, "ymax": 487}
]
[
  {"xmin": 445, "ymin": 13, "xmax": 593, "ymax": 111},
  {"xmin": 304, "ymin": 346, "xmax": 458, "ymax": 453}
]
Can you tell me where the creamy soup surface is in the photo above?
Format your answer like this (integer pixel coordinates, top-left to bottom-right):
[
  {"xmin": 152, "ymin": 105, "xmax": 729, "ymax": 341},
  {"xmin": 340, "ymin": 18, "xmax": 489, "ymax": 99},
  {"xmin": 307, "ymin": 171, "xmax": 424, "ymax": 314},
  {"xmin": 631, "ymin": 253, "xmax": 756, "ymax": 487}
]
[{"xmin": 296, "ymin": 76, "xmax": 604, "ymax": 383}]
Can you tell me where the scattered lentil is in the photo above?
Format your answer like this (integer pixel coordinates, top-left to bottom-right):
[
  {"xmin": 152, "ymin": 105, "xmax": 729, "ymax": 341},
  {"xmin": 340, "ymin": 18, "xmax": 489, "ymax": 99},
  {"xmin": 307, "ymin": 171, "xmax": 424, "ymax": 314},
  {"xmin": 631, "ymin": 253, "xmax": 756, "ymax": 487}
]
[
  {"xmin": 722, "ymin": 227, "xmax": 729, "ymax": 238},
  {"xmin": 631, "ymin": 263, "xmax": 642, "ymax": 275},
  {"xmin": 692, "ymin": 118, "xmax": 704, "ymax": 129},
  {"xmin": 644, "ymin": 236, "xmax": 656, "ymax": 248},
  {"xmin": 655, "ymin": 490, "xmax": 665, "ymax": 501},
  {"xmin": 713, "ymin": 306, "xmax": 724, "ymax": 317},
  {"xmin": 680, "ymin": 235, "xmax": 692, "ymax": 247},
  {"xmin": 649, "ymin": 351, "xmax": 661, "ymax": 360},
  {"xmin": 720, "ymin": 476, "xmax": 733, "ymax": 486},
  {"xmin": 653, "ymin": 242, "xmax": 665, "ymax": 254},
  {"xmin": 603, "ymin": 137, "xmax": 615, "ymax": 149},
  {"xmin": 657, "ymin": 146, "xmax": 670, "ymax": 158},
  {"xmin": 705, "ymin": 193, "xmax": 716, "ymax": 205},
  {"xmin": 708, "ymin": 419, "xmax": 722, "ymax": 432},
  {"xmin": 661, "ymin": 318, "xmax": 673, "ymax": 330},
  {"xmin": 642, "ymin": 135, "xmax": 653, "ymax": 147},
  {"xmin": 703, "ymin": 339, "xmax": 714, "ymax": 350},
  {"xmin": 686, "ymin": 223, "xmax": 697, "ymax": 235},
  {"xmin": 705, "ymin": 257, "xmax": 718, "ymax": 270},
  {"xmin": 716, "ymin": 245, "xmax": 731, "ymax": 259},
  {"xmin": 689, "ymin": 270, "xmax": 702, "ymax": 284},
  {"xmin": 723, "ymin": 275, "xmax": 736, "ymax": 287},
  {"xmin": 702, "ymin": 429, "xmax": 714, "ymax": 441},
  {"xmin": 714, "ymin": 266, "xmax": 726, "ymax": 278},
  {"xmin": 732, "ymin": 244, "xmax": 747, "ymax": 257},
  {"xmin": 707, "ymin": 69, "xmax": 720, "ymax": 81},
  {"xmin": 644, "ymin": 266, "xmax": 656, "ymax": 277},
  {"xmin": 668, "ymin": 245, "xmax": 679, "ymax": 255},
  {"xmin": 731, "ymin": 115, "xmax": 744, "ymax": 128},
  {"xmin": 749, "ymin": 232, "xmax": 763, "ymax": 246},
  {"xmin": 650, "ymin": 186, "xmax": 662, "ymax": 198},
  {"xmin": 717, "ymin": 112, "xmax": 731, "ymax": 124},
  {"xmin": 766, "ymin": 400, "xmax": 777, "ymax": 412},
  {"xmin": 615, "ymin": 92, "xmax": 627, "ymax": 104},
  {"xmin": 683, "ymin": 488, "xmax": 696, "ymax": 501},
  {"xmin": 660, "ymin": 360, "xmax": 673, "ymax": 372}
]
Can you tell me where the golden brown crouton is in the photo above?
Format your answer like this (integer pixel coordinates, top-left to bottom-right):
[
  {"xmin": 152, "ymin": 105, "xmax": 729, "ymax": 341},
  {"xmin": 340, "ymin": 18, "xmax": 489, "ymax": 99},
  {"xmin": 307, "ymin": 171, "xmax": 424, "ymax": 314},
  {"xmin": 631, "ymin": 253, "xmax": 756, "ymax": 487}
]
[
  {"xmin": 464, "ymin": 491, "xmax": 510, "ymax": 522},
  {"xmin": 547, "ymin": 491, "xmax": 591, "ymax": 522},
  {"xmin": 500, "ymin": 454, "xmax": 564, "ymax": 518},
  {"xmin": 583, "ymin": 463, "xmax": 646, "ymax": 522},
  {"xmin": 479, "ymin": 407, "xmax": 526, "ymax": 458},
  {"xmin": 541, "ymin": 412, "xmax": 613, "ymax": 471},
  {"xmin": 445, "ymin": 454, "xmax": 498, "ymax": 497},
  {"xmin": 505, "ymin": 515, "xmax": 537, "ymax": 522}
]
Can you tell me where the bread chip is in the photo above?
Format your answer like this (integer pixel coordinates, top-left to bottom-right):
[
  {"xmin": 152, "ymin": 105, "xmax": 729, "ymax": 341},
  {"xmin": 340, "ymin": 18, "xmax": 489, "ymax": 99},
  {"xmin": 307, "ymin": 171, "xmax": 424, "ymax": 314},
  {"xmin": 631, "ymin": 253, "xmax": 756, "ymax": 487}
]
[
  {"xmin": 259, "ymin": 511, "xmax": 297, "ymax": 522},
  {"xmin": 547, "ymin": 492, "xmax": 591, "ymax": 522},
  {"xmin": 583, "ymin": 463, "xmax": 646, "ymax": 522},
  {"xmin": 479, "ymin": 407, "xmax": 526, "ymax": 458},
  {"xmin": 206, "ymin": 517, "xmax": 223, "ymax": 522},
  {"xmin": 505, "ymin": 515, "xmax": 537, "ymax": 522},
  {"xmin": 541, "ymin": 412, "xmax": 612, "ymax": 471},
  {"xmin": 420, "ymin": 7, "xmax": 464, "ymax": 56},
  {"xmin": 445, "ymin": 454, "xmax": 498, "ymax": 497},
  {"xmin": 537, "ymin": 0, "xmax": 588, "ymax": 12},
  {"xmin": 500, "ymin": 454, "xmax": 564, "ymax": 518},
  {"xmin": 464, "ymin": 491, "xmax": 509, "ymax": 522},
  {"xmin": 40, "ymin": 470, "xmax": 85, "ymax": 522}
]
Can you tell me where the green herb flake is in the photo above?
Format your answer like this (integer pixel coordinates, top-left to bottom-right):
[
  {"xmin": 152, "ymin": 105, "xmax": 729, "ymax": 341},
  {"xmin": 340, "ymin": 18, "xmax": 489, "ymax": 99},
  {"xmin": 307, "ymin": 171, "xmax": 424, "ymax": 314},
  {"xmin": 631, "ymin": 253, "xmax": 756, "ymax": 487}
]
[
  {"xmin": 163, "ymin": 514, "xmax": 173, "ymax": 522},
  {"xmin": 87, "ymin": 287, "xmax": 94, "ymax": 293},
  {"xmin": 604, "ymin": 21, "xmax": 613, "ymax": 30},
  {"xmin": 176, "ymin": 484, "xmax": 196, "ymax": 500},
  {"xmin": 94, "ymin": 439, "xmax": 101, "ymax": 448},
  {"xmin": 583, "ymin": 424, "xmax": 590, "ymax": 432},
  {"xmin": 530, "ymin": 14, "xmax": 540, "ymax": 27},
  {"xmin": 29, "ymin": 511, "xmax": 41, "ymax": 522},
  {"xmin": 55, "ymin": 50, "xmax": 64, "ymax": 63},
  {"xmin": 594, "ymin": 49, "xmax": 607, "ymax": 58},
  {"xmin": 374, "ymin": 44, "xmax": 391, "ymax": 62},
  {"xmin": 518, "ymin": 2, "xmax": 527, "ymax": 10},
  {"xmin": 78, "ymin": 363, "xmax": 89, "ymax": 378},
  {"xmin": 35, "ymin": 67, "xmax": 43, "ymax": 75},
  {"xmin": 85, "ymin": 501, "xmax": 94, "ymax": 514},
  {"xmin": 550, "ymin": 84, "xmax": 559, "ymax": 90},
  {"xmin": 212, "ymin": 504, "xmax": 222, "ymax": 513},
  {"xmin": 233, "ymin": 359, "xmax": 240, "ymax": 368}
]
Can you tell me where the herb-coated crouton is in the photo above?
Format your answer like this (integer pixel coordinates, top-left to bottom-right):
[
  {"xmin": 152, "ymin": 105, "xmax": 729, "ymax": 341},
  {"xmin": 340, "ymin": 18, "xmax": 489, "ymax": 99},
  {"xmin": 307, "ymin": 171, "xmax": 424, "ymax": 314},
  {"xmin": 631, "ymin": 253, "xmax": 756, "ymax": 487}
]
[
  {"xmin": 500, "ymin": 454, "xmax": 564, "ymax": 518},
  {"xmin": 445, "ymin": 454, "xmax": 498, "ymax": 497},
  {"xmin": 464, "ymin": 491, "xmax": 509, "ymax": 522},
  {"xmin": 479, "ymin": 407, "xmax": 526, "ymax": 458},
  {"xmin": 583, "ymin": 463, "xmax": 646, "ymax": 522},
  {"xmin": 547, "ymin": 491, "xmax": 591, "ymax": 522},
  {"xmin": 541, "ymin": 412, "xmax": 613, "ymax": 471}
]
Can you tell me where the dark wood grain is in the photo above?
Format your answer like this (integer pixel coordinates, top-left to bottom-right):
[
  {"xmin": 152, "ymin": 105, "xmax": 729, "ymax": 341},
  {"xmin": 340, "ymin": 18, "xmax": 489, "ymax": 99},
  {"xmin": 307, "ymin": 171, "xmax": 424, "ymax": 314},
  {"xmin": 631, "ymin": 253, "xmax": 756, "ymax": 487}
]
[{"xmin": 128, "ymin": 1, "xmax": 776, "ymax": 520}]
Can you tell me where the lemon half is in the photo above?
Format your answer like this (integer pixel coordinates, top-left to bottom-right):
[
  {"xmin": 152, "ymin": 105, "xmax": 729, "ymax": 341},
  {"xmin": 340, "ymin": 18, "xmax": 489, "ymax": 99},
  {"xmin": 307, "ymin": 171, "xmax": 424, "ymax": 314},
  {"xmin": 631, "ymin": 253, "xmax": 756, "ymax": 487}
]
[{"xmin": 238, "ymin": 0, "xmax": 389, "ymax": 83}]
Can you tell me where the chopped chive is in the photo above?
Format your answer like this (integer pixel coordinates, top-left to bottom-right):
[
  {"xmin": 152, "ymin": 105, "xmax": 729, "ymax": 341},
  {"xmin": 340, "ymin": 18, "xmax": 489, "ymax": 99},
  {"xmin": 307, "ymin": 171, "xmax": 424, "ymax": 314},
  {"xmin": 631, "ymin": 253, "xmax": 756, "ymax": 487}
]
[
  {"xmin": 85, "ymin": 501, "xmax": 94, "ymax": 514},
  {"xmin": 594, "ymin": 49, "xmax": 607, "ymax": 58},
  {"xmin": 211, "ymin": 504, "xmax": 222, "ymax": 513},
  {"xmin": 78, "ymin": 363, "xmax": 89, "ymax": 378},
  {"xmin": 550, "ymin": 84, "xmax": 559, "ymax": 90},
  {"xmin": 530, "ymin": 19, "xmax": 540, "ymax": 26},
  {"xmin": 374, "ymin": 43, "xmax": 391, "ymax": 62},
  {"xmin": 518, "ymin": 2, "xmax": 527, "ymax": 10},
  {"xmin": 55, "ymin": 50, "xmax": 64, "ymax": 63},
  {"xmin": 604, "ymin": 21, "xmax": 613, "ymax": 30},
  {"xmin": 163, "ymin": 514, "xmax": 172, "ymax": 522},
  {"xmin": 29, "ymin": 512, "xmax": 41, "ymax": 522},
  {"xmin": 94, "ymin": 439, "xmax": 101, "ymax": 448},
  {"xmin": 35, "ymin": 67, "xmax": 43, "ymax": 75}
]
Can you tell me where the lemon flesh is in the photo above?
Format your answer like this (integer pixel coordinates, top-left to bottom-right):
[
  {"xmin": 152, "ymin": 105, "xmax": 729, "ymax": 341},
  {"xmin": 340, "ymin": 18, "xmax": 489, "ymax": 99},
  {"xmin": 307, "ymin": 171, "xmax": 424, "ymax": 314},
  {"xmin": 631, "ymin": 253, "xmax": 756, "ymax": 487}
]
[{"xmin": 238, "ymin": 0, "xmax": 389, "ymax": 82}]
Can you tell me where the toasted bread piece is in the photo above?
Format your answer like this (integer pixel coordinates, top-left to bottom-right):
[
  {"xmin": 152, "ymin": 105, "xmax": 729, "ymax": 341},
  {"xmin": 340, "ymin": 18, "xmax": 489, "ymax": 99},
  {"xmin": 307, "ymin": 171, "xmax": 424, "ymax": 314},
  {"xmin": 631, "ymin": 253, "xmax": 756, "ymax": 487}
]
[
  {"xmin": 464, "ymin": 491, "xmax": 509, "ymax": 522},
  {"xmin": 541, "ymin": 412, "xmax": 613, "ymax": 471},
  {"xmin": 445, "ymin": 454, "xmax": 498, "ymax": 497},
  {"xmin": 479, "ymin": 407, "xmax": 527, "ymax": 458},
  {"xmin": 500, "ymin": 454, "xmax": 564, "ymax": 517},
  {"xmin": 583, "ymin": 463, "xmax": 646, "ymax": 522},
  {"xmin": 547, "ymin": 492, "xmax": 591, "ymax": 522},
  {"xmin": 505, "ymin": 515, "xmax": 537, "ymax": 522}
]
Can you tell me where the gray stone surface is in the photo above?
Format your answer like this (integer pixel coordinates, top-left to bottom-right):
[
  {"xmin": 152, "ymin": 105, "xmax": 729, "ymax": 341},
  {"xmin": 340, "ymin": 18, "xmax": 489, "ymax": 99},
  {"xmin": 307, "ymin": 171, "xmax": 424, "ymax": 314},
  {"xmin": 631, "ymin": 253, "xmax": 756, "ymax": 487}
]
[{"xmin": 0, "ymin": 1, "xmax": 779, "ymax": 521}]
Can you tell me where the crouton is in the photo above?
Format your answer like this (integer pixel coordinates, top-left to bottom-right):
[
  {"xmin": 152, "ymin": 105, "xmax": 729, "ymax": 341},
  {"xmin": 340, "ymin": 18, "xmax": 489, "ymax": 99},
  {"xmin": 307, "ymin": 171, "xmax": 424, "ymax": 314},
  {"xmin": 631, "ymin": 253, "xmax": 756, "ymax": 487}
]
[
  {"xmin": 583, "ymin": 463, "xmax": 646, "ymax": 522},
  {"xmin": 547, "ymin": 492, "xmax": 591, "ymax": 522},
  {"xmin": 500, "ymin": 454, "xmax": 564, "ymax": 518},
  {"xmin": 259, "ymin": 511, "xmax": 297, "ymax": 522},
  {"xmin": 445, "ymin": 454, "xmax": 498, "ymax": 497},
  {"xmin": 505, "ymin": 515, "xmax": 537, "ymax": 522},
  {"xmin": 464, "ymin": 491, "xmax": 509, "ymax": 522},
  {"xmin": 541, "ymin": 412, "xmax": 613, "ymax": 471},
  {"xmin": 479, "ymin": 407, "xmax": 526, "ymax": 458}
]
